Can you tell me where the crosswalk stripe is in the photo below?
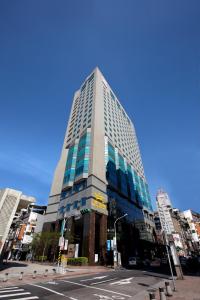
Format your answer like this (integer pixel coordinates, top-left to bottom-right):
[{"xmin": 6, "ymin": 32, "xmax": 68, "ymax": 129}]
[
  {"xmin": 0, "ymin": 287, "xmax": 19, "ymax": 290},
  {"xmin": 0, "ymin": 292, "xmax": 31, "ymax": 298},
  {"xmin": 0, "ymin": 289, "xmax": 24, "ymax": 294},
  {"xmin": 11, "ymin": 297, "xmax": 39, "ymax": 300},
  {"xmin": 28, "ymin": 284, "xmax": 65, "ymax": 296}
]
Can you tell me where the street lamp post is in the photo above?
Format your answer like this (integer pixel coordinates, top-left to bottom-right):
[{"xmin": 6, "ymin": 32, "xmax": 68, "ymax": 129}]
[
  {"xmin": 57, "ymin": 210, "xmax": 82, "ymax": 272},
  {"xmin": 57, "ymin": 213, "xmax": 69, "ymax": 272},
  {"xmin": 113, "ymin": 213, "xmax": 128, "ymax": 268}
]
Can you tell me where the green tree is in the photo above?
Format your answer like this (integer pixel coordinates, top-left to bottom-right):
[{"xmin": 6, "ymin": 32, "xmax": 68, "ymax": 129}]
[{"xmin": 31, "ymin": 231, "xmax": 59, "ymax": 261}]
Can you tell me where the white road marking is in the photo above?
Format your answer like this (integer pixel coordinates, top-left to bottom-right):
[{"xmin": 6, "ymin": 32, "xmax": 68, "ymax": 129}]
[
  {"xmin": 11, "ymin": 297, "xmax": 39, "ymax": 300},
  {"xmin": 81, "ymin": 276, "xmax": 108, "ymax": 282},
  {"xmin": 60, "ymin": 280, "xmax": 132, "ymax": 298},
  {"xmin": 46, "ymin": 281, "xmax": 58, "ymax": 285},
  {"xmin": 28, "ymin": 284, "xmax": 65, "ymax": 296},
  {"xmin": 110, "ymin": 278, "xmax": 134, "ymax": 286},
  {"xmin": 90, "ymin": 278, "xmax": 118, "ymax": 285},
  {"xmin": 0, "ymin": 287, "xmax": 19, "ymax": 290},
  {"xmin": 0, "ymin": 292, "xmax": 31, "ymax": 298},
  {"xmin": 0, "ymin": 289, "xmax": 24, "ymax": 293},
  {"xmin": 94, "ymin": 294, "xmax": 125, "ymax": 299},
  {"xmin": 28, "ymin": 284, "xmax": 78, "ymax": 300}
]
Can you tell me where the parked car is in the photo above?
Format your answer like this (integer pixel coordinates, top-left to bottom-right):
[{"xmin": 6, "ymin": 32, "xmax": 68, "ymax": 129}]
[
  {"xmin": 150, "ymin": 258, "xmax": 161, "ymax": 267},
  {"xmin": 128, "ymin": 257, "xmax": 142, "ymax": 267}
]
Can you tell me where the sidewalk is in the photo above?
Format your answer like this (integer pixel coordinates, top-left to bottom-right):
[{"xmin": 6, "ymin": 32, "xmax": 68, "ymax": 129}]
[
  {"xmin": 167, "ymin": 276, "xmax": 200, "ymax": 300},
  {"xmin": 0, "ymin": 261, "xmax": 111, "ymax": 287},
  {"xmin": 145, "ymin": 276, "xmax": 200, "ymax": 300}
]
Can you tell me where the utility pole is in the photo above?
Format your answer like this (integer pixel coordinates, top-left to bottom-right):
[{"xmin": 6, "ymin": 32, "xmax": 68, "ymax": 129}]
[{"xmin": 163, "ymin": 231, "xmax": 176, "ymax": 291}]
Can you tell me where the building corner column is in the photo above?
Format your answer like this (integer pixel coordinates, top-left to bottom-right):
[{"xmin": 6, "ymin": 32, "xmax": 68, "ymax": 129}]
[
  {"xmin": 99, "ymin": 214, "xmax": 107, "ymax": 265},
  {"xmin": 82, "ymin": 211, "xmax": 95, "ymax": 265}
]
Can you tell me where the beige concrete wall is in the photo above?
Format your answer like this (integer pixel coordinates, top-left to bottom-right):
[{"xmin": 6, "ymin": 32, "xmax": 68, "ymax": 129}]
[{"xmin": 89, "ymin": 68, "xmax": 106, "ymax": 183}]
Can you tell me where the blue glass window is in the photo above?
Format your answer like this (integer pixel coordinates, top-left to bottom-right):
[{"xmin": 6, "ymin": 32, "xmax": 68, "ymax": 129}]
[
  {"xmin": 81, "ymin": 197, "xmax": 87, "ymax": 206},
  {"xmin": 73, "ymin": 201, "xmax": 78, "ymax": 209},
  {"xmin": 118, "ymin": 154, "xmax": 125, "ymax": 172},
  {"xmin": 75, "ymin": 132, "xmax": 91, "ymax": 177},
  {"xmin": 108, "ymin": 142, "xmax": 115, "ymax": 163},
  {"xmin": 59, "ymin": 206, "xmax": 65, "ymax": 214},
  {"xmin": 66, "ymin": 204, "xmax": 71, "ymax": 212}
]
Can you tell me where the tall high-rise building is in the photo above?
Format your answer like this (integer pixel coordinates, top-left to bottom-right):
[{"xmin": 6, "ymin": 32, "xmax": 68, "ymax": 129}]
[{"xmin": 44, "ymin": 67, "xmax": 154, "ymax": 264}]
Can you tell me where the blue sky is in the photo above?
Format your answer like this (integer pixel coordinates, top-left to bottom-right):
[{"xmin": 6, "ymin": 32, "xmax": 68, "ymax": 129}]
[{"xmin": 0, "ymin": 0, "xmax": 199, "ymax": 211}]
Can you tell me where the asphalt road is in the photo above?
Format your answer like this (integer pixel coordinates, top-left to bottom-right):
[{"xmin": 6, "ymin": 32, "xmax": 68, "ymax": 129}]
[{"xmin": 0, "ymin": 269, "xmax": 169, "ymax": 300}]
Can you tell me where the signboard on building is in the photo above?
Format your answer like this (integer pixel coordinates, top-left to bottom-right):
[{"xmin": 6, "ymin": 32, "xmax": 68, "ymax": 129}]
[{"xmin": 92, "ymin": 192, "xmax": 107, "ymax": 212}]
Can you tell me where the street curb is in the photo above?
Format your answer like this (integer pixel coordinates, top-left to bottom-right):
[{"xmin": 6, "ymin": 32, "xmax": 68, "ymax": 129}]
[{"xmin": 130, "ymin": 278, "xmax": 167, "ymax": 300}]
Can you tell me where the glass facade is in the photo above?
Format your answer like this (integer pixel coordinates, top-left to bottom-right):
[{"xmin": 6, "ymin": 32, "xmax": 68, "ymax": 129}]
[
  {"xmin": 63, "ymin": 143, "xmax": 78, "ymax": 185},
  {"xmin": 75, "ymin": 132, "xmax": 91, "ymax": 177},
  {"xmin": 63, "ymin": 130, "xmax": 91, "ymax": 186},
  {"xmin": 105, "ymin": 140, "xmax": 152, "ymax": 211}
]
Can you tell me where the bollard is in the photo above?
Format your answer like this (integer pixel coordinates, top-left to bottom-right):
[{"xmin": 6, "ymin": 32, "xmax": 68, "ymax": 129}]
[
  {"xmin": 44, "ymin": 269, "xmax": 48, "ymax": 277},
  {"xmin": 19, "ymin": 271, "xmax": 24, "ymax": 280},
  {"xmin": 3, "ymin": 273, "xmax": 8, "ymax": 282},
  {"xmin": 159, "ymin": 287, "xmax": 166, "ymax": 300},
  {"xmin": 149, "ymin": 292, "xmax": 156, "ymax": 300},
  {"xmin": 52, "ymin": 268, "xmax": 56, "ymax": 275},
  {"xmin": 165, "ymin": 282, "xmax": 173, "ymax": 297},
  {"xmin": 33, "ymin": 270, "xmax": 37, "ymax": 279}
]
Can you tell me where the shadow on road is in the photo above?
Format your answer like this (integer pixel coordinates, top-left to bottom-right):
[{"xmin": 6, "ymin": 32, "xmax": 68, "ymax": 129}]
[{"xmin": 0, "ymin": 261, "xmax": 28, "ymax": 272}]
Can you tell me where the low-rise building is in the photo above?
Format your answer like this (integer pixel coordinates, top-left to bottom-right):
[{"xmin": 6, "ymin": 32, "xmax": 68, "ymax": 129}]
[
  {"xmin": 182, "ymin": 210, "xmax": 200, "ymax": 254},
  {"xmin": 156, "ymin": 189, "xmax": 191, "ymax": 256},
  {"xmin": 0, "ymin": 188, "xmax": 35, "ymax": 257},
  {"xmin": 6, "ymin": 205, "xmax": 46, "ymax": 260}
]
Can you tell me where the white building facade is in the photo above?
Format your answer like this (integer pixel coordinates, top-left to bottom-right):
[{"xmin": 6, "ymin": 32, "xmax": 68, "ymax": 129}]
[
  {"xmin": 156, "ymin": 189, "xmax": 175, "ymax": 234},
  {"xmin": 183, "ymin": 210, "xmax": 200, "ymax": 245},
  {"xmin": 0, "ymin": 188, "xmax": 35, "ymax": 256}
]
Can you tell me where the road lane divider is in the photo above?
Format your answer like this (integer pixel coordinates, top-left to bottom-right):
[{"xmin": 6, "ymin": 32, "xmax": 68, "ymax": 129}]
[
  {"xmin": 60, "ymin": 280, "xmax": 132, "ymax": 298},
  {"xmin": 81, "ymin": 276, "xmax": 108, "ymax": 282},
  {"xmin": 90, "ymin": 278, "xmax": 118, "ymax": 285}
]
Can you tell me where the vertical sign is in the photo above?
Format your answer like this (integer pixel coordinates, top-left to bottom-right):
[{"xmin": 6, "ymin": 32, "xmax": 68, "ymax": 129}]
[
  {"xmin": 64, "ymin": 239, "xmax": 68, "ymax": 250},
  {"xmin": 107, "ymin": 240, "xmax": 111, "ymax": 251},
  {"xmin": 75, "ymin": 243, "xmax": 79, "ymax": 258},
  {"xmin": 61, "ymin": 219, "xmax": 65, "ymax": 235},
  {"xmin": 95, "ymin": 254, "xmax": 99, "ymax": 262}
]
